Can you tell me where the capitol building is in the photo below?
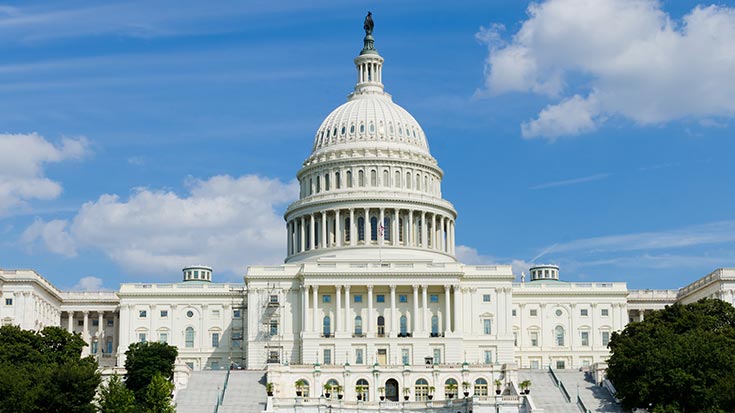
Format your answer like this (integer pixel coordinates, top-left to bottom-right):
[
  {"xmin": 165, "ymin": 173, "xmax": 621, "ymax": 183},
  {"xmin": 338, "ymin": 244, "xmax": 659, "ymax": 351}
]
[{"xmin": 1, "ymin": 17, "xmax": 734, "ymax": 413}]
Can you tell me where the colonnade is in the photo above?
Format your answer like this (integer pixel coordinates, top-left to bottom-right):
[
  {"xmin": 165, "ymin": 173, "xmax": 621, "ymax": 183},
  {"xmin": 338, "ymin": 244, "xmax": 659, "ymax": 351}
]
[
  {"xmin": 300, "ymin": 284, "xmax": 464, "ymax": 338},
  {"xmin": 286, "ymin": 208, "xmax": 455, "ymax": 257},
  {"xmin": 64, "ymin": 310, "xmax": 118, "ymax": 356}
]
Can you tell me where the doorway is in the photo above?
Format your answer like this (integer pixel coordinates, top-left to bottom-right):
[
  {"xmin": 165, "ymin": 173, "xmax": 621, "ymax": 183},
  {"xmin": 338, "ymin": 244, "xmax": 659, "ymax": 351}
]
[{"xmin": 385, "ymin": 378, "xmax": 399, "ymax": 401}]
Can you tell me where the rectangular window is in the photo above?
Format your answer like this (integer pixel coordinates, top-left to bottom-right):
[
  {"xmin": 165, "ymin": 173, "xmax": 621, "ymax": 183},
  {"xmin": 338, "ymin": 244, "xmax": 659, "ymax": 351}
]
[
  {"xmin": 269, "ymin": 295, "xmax": 279, "ymax": 304},
  {"xmin": 323, "ymin": 349, "xmax": 332, "ymax": 365},
  {"xmin": 433, "ymin": 348, "xmax": 441, "ymax": 364},
  {"xmin": 233, "ymin": 309, "xmax": 242, "ymax": 318},
  {"xmin": 270, "ymin": 320, "xmax": 278, "ymax": 336},
  {"xmin": 91, "ymin": 341, "xmax": 98, "ymax": 354},
  {"xmin": 322, "ymin": 295, "xmax": 331, "ymax": 303},
  {"xmin": 399, "ymin": 294, "xmax": 407, "ymax": 303},
  {"xmin": 354, "ymin": 295, "xmax": 363, "ymax": 303},
  {"xmin": 232, "ymin": 332, "xmax": 242, "ymax": 348},
  {"xmin": 107, "ymin": 319, "xmax": 114, "ymax": 327},
  {"xmin": 92, "ymin": 319, "xmax": 99, "ymax": 327},
  {"xmin": 355, "ymin": 349, "xmax": 364, "ymax": 364},
  {"xmin": 107, "ymin": 340, "xmax": 113, "ymax": 353},
  {"xmin": 531, "ymin": 332, "xmax": 539, "ymax": 347},
  {"xmin": 530, "ymin": 360, "xmax": 540, "ymax": 369},
  {"xmin": 484, "ymin": 350, "xmax": 492, "ymax": 364},
  {"xmin": 78, "ymin": 320, "xmax": 84, "ymax": 327},
  {"xmin": 4, "ymin": 298, "xmax": 12, "ymax": 305},
  {"xmin": 602, "ymin": 331, "xmax": 610, "ymax": 346},
  {"xmin": 581, "ymin": 309, "xmax": 589, "ymax": 316},
  {"xmin": 376, "ymin": 294, "xmax": 385, "ymax": 303},
  {"xmin": 556, "ymin": 360, "xmax": 566, "ymax": 369},
  {"xmin": 160, "ymin": 310, "xmax": 168, "ymax": 318},
  {"xmin": 212, "ymin": 310, "xmax": 220, "ymax": 317},
  {"xmin": 530, "ymin": 309, "xmax": 538, "ymax": 316},
  {"xmin": 159, "ymin": 333, "xmax": 168, "ymax": 343},
  {"xmin": 601, "ymin": 308, "xmax": 609, "ymax": 316},
  {"xmin": 401, "ymin": 348, "xmax": 410, "ymax": 365},
  {"xmin": 138, "ymin": 333, "xmax": 147, "ymax": 343},
  {"xmin": 430, "ymin": 294, "xmax": 439, "ymax": 303},
  {"xmin": 482, "ymin": 294, "xmax": 491, "ymax": 302},
  {"xmin": 581, "ymin": 331, "xmax": 589, "ymax": 346},
  {"xmin": 483, "ymin": 319, "xmax": 492, "ymax": 335},
  {"xmin": 512, "ymin": 309, "xmax": 517, "ymax": 317},
  {"xmin": 513, "ymin": 332, "xmax": 518, "ymax": 346},
  {"xmin": 212, "ymin": 333, "xmax": 220, "ymax": 348},
  {"xmin": 139, "ymin": 310, "xmax": 147, "ymax": 318}
]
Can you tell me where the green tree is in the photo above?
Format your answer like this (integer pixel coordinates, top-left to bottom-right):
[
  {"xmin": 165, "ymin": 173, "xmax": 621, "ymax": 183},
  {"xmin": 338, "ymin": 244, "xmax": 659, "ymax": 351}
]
[
  {"xmin": 141, "ymin": 373, "xmax": 176, "ymax": 413},
  {"xmin": 96, "ymin": 374, "xmax": 137, "ymax": 413},
  {"xmin": 607, "ymin": 299, "xmax": 735, "ymax": 413},
  {"xmin": 0, "ymin": 325, "xmax": 100, "ymax": 413},
  {"xmin": 124, "ymin": 341, "xmax": 178, "ymax": 403}
]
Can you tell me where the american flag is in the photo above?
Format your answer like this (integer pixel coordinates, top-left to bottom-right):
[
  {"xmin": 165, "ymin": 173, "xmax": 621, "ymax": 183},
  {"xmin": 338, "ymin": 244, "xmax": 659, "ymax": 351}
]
[{"xmin": 378, "ymin": 224, "xmax": 385, "ymax": 238}]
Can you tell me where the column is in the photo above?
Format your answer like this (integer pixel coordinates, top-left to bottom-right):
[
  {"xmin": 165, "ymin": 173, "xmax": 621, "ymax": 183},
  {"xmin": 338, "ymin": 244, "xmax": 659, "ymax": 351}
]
[
  {"xmin": 335, "ymin": 209, "xmax": 342, "ymax": 247},
  {"xmin": 443, "ymin": 286, "xmax": 451, "ymax": 335},
  {"xmin": 309, "ymin": 214, "xmax": 315, "ymax": 250},
  {"xmin": 287, "ymin": 222, "xmax": 292, "ymax": 256},
  {"xmin": 390, "ymin": 285, "xmax": 397, "ymax": 337},
  {"xmin": 67, "ymin": 311, "xmax": 74, "ymax": 332},
  {"xmin": 422, "ymin": 285, "xmax": 429, "ymax": 334},
  {"xmin": 453, "ymin": 285, "xmax": 461, "ymax": 333},
  {"xmin": 336, "ymin": 285, "xmax": 342, "ymax": 333},
  {"xmin": 420, "ymin": 212, "xmax": 427, "ymax": 248},
  {"xmin": 321, "ymin": 211, "xmax": 327, "ymax": 248},
  {"xmin": 350, "ymin": 209, "xmax": 356, "ymax": 246},
  {"xmin": 570, "ymin": 303, "xmax": 576, "ymax": 350},
  {"xmin": 393, "ymin": 209, "xmax": 399, "ymax": 246},
  {"xmin": 97, "ymin": 312, "xmax": 104, "ymax": 339},
  {"xmin": 302, "ymin": 285, "xmax": 309, "ymax": 333},
  {"xmin": 591, "ymin": 304, "xmax": 597, "ymax": 348},
  {"xmin": 408, "ymin": 210, "xmax": 414, "ymax": 246},
  {"xmin": 412, "ymin": 285, "xmax": 419, "ymax": 334},
  {"xmin": 367, "ymin": 285, "xmax": 374, "ymax": 335},
  {"xmin": 431, "ymin": 214, "xmax": 437, "ymax": 250},
  {"xmin": 82, "ymin": 311, "xmax": 89, "ymax": 342},
  {"xmin": 344, "ymin": 286, "xmax": 352, "ymax": 334},
  {"xmin": 450, "ymin": 220, "xmax": 455, "ymax": 254},
  {"xmin": 113, "ymin": 312, "xmax": 119, "ymax": 355},
  {"xmin": 300, "ymin": 216, "xmax": 306, "ymax": 252},
  {"xmin": 364, "ymin": 208, "xmax": 371, "ymax": 242},
  {"xmin": 379, "ymin": 208, "xmax": 385, "ymax": 245},
  {"xmin": 312, "ymin": 285, "xmax": 319, "ymax": 334}
]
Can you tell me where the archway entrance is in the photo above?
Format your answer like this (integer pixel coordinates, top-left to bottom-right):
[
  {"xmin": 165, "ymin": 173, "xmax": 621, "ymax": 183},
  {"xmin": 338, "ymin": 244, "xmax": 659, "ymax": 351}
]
[{"xmin": 385, "ymin": 379, "xmax": 399, "ymax": 401}]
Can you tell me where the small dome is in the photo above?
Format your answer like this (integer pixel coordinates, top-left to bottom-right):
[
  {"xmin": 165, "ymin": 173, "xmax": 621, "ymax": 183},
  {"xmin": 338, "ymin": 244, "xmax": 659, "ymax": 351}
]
[{"xmin": 311, "ymin": 93, "xmax": 430, "ymax": 155}]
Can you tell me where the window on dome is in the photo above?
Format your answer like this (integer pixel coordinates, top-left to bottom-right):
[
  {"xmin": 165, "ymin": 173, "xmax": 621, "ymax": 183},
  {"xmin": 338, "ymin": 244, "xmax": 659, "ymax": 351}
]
[
  {"xmin": 350, "ymin": 124, "xmax": 355, "ymax": 134},
  {"xmin": 370, "ymin": 217, "xmax": 378, "ymax": 241},
  {"xmin": 390, "ymin": 124, "xmax": 394, "ymax": 134},
  {"xmin": 360, "ymin": 124, "xmax": 365, "ymax": 133},
  {"xmin": 369, "ymin": 123, "xmax": 375, "ymax": 133},
  {"xmin": 383, "ymin": 217, "xmax": 391, "ymax": 241},
  {"xmin": 346, "ymin": 171, "xmax": 352, "ymax": 188},
  {"xmin": 333, "ymin": 127, "xmax": 337, "ymax": 138},
  {"xmin": 326, "ymin": 129, "xmax": 330, "ymax": 138},
  {"xmin": 395, "ymin": 171, "xmax": 401, "ymax": 187},
  {"xmin": 344, "ymin": 218, "xmax": 351, "ymax": 242},
  {"xmin": 398, "ymin": 126, "xmax": 403, "ymax": 135},
  {"xmin": 413, "ymin": 130, "xmax": 417, "ymax": 138},
  {"xmin": 316, "ymin": 177, "xmax": 321, "ymax": 193},
  {"xmin": 309, "ymin": 178, "xmax": 313, "ymax": 195},
  {"xmin": 406, "ymin": 172, "xmax": 411, "ymax": 189},
  {"xmin": 383, "ymin": 170, "xmax": 389, "ymax": 187},
  {"xmin": 335, "ymin": 172, "xmax": 341, "ymax": 189},
  {"xmin": 399, "ymin": 218, "xmax": 404, "ymax": 243},
  {"xmin": 341, "ymin": 126, "xmax": 346, "ymax": 135},
  {"xmin": 358, "ymin": 217, "xmax": 365, "ymax": 241},
  {"xmin": 325, "ymin": 174, "xmax": 330, "ymax": 191},
  {"xmin": 378, "ymin": 123, "xmax": 384, "ymax": 134},
  {"xmin": 358, "ymin": 170, "xmax": 365, "ymax": 187},
  {"xmin": 370, "ymin": 170, "xmax": 377, "ymax": 186},
  {"xmin": 424, "ymin": 176, "xmax": 428, "ymax": 192},
  {"xmin": 416, "ymin": 173, "xmax": 420, "ymax": 191}
]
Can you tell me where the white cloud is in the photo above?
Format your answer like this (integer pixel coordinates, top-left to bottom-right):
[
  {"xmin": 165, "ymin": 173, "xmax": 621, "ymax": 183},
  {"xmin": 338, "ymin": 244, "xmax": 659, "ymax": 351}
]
[
  {"xmin": 73, "ymin": 276, "xmax": 104, "ymax": 291},
  {"xmin": 456, "ymin": 245, "xmax": 533, "ymax": 278},
  {"xmin": 24, "ymin": 174, "xmax": 298, "ymax": 278},
  {"xmin": 478, "ymin": 0, "xmax": 735, "ymax": 139},
  {"xmin": 0, "ymin": 133, "xmax": 89, "ymax": 215},
  {"xmin": 530, "ymin": 172, "xmax": 611, "ymax": 190},
  {"xmin": 20, "ymin": 218, "xmax": 77, "ymax": 257}
]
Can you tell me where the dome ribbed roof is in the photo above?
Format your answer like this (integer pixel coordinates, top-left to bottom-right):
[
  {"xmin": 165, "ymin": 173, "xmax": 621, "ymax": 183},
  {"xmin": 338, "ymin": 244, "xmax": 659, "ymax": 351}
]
[{"xmin": 311, "ymin": 93, "xmax": 430, "ymax": 155}]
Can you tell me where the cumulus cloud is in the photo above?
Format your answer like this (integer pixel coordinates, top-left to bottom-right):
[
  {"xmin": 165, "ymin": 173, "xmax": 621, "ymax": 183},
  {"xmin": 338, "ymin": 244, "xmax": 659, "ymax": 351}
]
[
  {"xmin": 20, "ymin": 218, "xmax": 77, "ymax": 257},
  {"xmin": 456, "ymin": 245, "xmax": 533, "ymax": 278},
  {"xmin": 73, "ymin": 276, "xmax": 104, "ymax": 291},
  {"xmin": 0, "ymin": 133, "xmax": 89, "ymax": 215},
  {"xmin": 477, "ymin": 0, "xmax": 735, "ymax": 139},
  {"xmin": 22, "ymin": 174, "xmax": 298, "ymax": 277}
]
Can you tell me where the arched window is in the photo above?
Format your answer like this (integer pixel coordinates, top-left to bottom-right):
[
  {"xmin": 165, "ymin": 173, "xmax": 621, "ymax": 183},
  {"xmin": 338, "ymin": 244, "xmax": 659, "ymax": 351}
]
[
  {"xmin": 358, "ymin": 170, "xmax": 365, "ymax": 187},
  {"xmin": 431, "ymin": 315, "xmax": 439, "ymax": 336},
  {"xmin": 416, "ymin": 173, "xmax": 421, "ymax": 191},
  {"xmin": 383, "ymin": 217, "xmax": 391, "ymax": 241},
  {"xmin": 295, "ymin": 379, "xmax": 310, "ymax": 397},
  {"xmin": 325, "ymin": 174, "xmax": 330, "ymax": 191},
  {"xmin": 354, "ymin": 316, "xmax": 363, "ymax": 336},
  {"xmin": 555, "ymin": 326, "xmax": 565, "ymax": 346},
  {"xmin": 344, "ymin": 217, "xmax": 351, "ymax": 242},
  {"xmin": 370, "ymin": 170, "xmax": 377, "ymax": 186},
  {"xmin": 356, "ymin": 379, "xmax": 369, "ymax": 401},
  {"xmin": 444, "ymin": 378, "xmax": 458, "ymax": 399},
  {"xmin": 325, "ymin": 379, "xmax": 340, "ymax": 400},
  {"xmin": 335, "ymin": 172, "xmax": 341, "ymax": 189},
  {"xmin": 383, "ymin": 170, "xmax": 389, "ymax": 187},
  {"xmin": 323, "ymin": 316, "xmax": 331, "ymax": 337},
  {"xmin": 400, "ymin": 315, "xmax": 408, "ymax": 336},
  {"xmin": 316, "ymin": 176, "xmax": 321, "ymax": 193},
  {"xmin": 309, "ymin": 178, "xmax": 313, "ymax": 195},
  {"xmin": 358, "ymin": 217, "xmax": 365, "ymax": 241},
  {"xmin": 185, "ymin": 327, "xmax": 195, "ymax": 348},
  {"xmin": 406, "ymin": 172, "xmax": 411, "ymax": 189},
  {"xmin": 370, "ymin": 217, "xmax": 378, "ymax": 241},
  {"xmin": 346, "ymin": 171, "xmax": 352, "ymax": 188},
  {"xmin": 474, "ymin": 378, "xmax": 488, "ymax": 396},
  {"xmin": 415, "ymin": 379, "xmax": 429, "ymax": 401},
  {"xmin": 424, "ymin": 176, "xmax": 428, "ymax": 192},
  {"xmin": 377, "ymin": 316, "xmax": 385, "ymax": 337},
  {"xmin": 395, "ymin": 171, "xmax": 401, "ymax": 187}
]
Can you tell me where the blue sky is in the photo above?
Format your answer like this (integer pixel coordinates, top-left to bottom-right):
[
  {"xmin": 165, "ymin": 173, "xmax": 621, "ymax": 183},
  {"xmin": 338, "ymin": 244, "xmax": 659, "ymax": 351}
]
[{"xmin": 1, "ymin": 0, "xmax": 734, "ymax": 291}]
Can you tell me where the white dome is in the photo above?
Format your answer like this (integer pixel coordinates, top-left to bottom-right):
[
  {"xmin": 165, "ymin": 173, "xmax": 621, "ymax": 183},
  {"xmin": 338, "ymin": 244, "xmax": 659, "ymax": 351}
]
[{"xmin": 312, "ymin": 93, "xmax": 430, "ymax": 155}]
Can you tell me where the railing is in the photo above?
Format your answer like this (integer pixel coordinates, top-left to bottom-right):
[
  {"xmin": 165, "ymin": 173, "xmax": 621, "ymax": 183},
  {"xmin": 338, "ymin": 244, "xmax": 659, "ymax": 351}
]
[
  {"xmin": 213, "ymin": 368, "xmax": 231, "ymax": 413},
  {"xmin": 577, "ymin": 395, "xmax": 592, "ymax": 413},
  {"xmin": 548, "ymin": 366, "xmax": 571, "ymax": 402}
]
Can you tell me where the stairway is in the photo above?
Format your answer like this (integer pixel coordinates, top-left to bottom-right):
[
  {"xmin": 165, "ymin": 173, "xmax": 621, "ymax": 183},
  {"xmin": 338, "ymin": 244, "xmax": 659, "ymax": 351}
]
[
  {"xmin": 553, "ymin": 369, "xmax": 622, "ymax": 412},
  {"xmin": 218, "ymin": 370, "xmax": 268, "ymax": 413},
  {"xmin": 518, "ymin": 369, "xmax": 574, "ymax": 413},
  {"xmin": 175, "ymin": 370, "xmax": 227, "ymax": 413}
]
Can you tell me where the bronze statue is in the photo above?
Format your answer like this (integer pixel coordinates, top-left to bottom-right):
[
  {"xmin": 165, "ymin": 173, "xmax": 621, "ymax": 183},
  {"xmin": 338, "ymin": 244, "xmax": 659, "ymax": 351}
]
[{"xmin": 364, "ymin": 12, "xmax": 374, "ymax": 35}]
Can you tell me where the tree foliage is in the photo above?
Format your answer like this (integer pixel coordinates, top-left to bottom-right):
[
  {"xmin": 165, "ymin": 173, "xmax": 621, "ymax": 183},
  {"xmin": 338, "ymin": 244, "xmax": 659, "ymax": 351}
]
[
  {"xmin": 96, "ymin": 374, "xmax": 137, "ymax": 413},
  {"xmin": 141, "ymin": 373, "xmax": 176, "ymax": 413},
  {"xmin": 124, "ymin": 341, "xmax": 178, "ymax": 403},
  {"xmin": 0, "ymin": 325, "xmax": 100, "ymax": 413},
  {"xmin": 607, "ymin": 299, "xmax": 735, "ymax": 413}
]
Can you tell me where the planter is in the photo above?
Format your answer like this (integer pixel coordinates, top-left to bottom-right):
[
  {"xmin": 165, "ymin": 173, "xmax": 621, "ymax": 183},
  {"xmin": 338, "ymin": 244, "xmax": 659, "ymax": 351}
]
[
  {"xmin": 495, "ymin": 390, "xmax": 501, "ymax": 395},
  {"xmin": 448, "ymin": 394, "xmax": 454, "ymax": 399},
  {"xmin": 296, "ymin": 391, "xmax": 303, "ymax": 397},
  {"xmin": 525, "ymin": 389, "xmax": 530, "ymax": 394},
  {"xmin": 380, "ymin": 396, "xmax": 385, "ymax": 401},
  {"xmin": 338, "ymin": 394, "xmax": 343, "ymax": 400},
  {"xmin": 428, "ymin": 395, "xmax": 434, "ymax": 400},
  {"xmin": 357, "ymin": 395, "xmax": 363, "ymax": 401},
  {"xmin": 324, "ymin": 393, "xmax": 330, "ymax": 398},
  {"xmin": 464, "ymin": 392, "xmax": 469, "ymax": 397},
  {"xmin": 267, "ymin": 391, "xmax": 273, "ymax": 396},
  {"xmin": 404, "ymin": 396, "xmax": 409, "ymax": 401}
]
